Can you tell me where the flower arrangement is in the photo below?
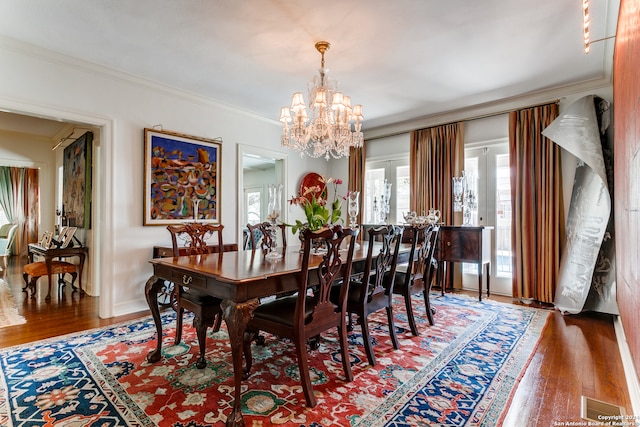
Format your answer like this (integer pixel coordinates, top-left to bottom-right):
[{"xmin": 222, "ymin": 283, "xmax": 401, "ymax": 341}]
[{"xmin": 288, "ymin": 176, "xmax": 345, "ymax": 234}]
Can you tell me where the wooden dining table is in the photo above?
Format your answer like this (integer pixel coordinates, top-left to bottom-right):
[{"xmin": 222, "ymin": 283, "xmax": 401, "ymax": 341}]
[{"xmin": 144, "ymin": 242, "xmax": 411, "ymax": 427}]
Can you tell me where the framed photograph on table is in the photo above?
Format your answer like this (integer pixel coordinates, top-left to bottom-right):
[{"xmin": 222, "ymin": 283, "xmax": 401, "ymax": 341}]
[
  {"xmin": 40, "ymin": 231, "xmax": 53, "ymax": 248},
  {"xmin": 59, "ymin": 226, "xmax": 78, "ymax": 248},
  {"xmin": 143, "ymin": 128, "xmax": 222, "ymax": 226}
]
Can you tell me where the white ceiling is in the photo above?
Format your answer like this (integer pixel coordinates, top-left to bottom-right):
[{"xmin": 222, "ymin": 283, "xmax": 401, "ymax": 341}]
[{"xmin": 0, "ymin": 0, "xmax": 620, "ymax": 138}]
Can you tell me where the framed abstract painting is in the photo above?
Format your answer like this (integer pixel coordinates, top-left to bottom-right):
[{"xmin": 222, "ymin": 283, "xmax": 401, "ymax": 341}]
[
  {"xmin": 143, "ymin": 128, "xmax": 222, "ymax": 225},
  {"xmin": 63, "ymin": 131, "xmax": 93, "ymax": 229}
]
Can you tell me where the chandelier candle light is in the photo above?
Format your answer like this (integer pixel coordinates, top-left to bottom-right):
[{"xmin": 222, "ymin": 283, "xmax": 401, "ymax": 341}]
[{"xmin": 280, "ymin": 41, "xmax": 364, "ymax": 160}]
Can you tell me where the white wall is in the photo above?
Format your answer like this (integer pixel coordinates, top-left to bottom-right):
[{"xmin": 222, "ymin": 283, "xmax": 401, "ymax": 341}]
[{"xmin": 0, "ymin": 38, "xmax": 330, "ymax": 317}]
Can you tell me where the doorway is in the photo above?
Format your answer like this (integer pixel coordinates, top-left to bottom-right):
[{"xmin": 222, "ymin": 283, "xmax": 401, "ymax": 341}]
[
  {"xmin": 236, "ymin": 144, "xmax": 288, "ymax": 248},
  {"xmin": 0, "ymin": 103, "xmax": 112, "ymax": 317},
  {"xmin": 462, "ymin": 142, "xmax": 512, "ymax": 296}
]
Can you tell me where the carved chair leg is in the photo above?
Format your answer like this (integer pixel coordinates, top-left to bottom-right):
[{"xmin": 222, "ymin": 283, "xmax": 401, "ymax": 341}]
[
  {"xmin": 294, "ymin": 333, "xmax": 317, "ymax": 408},
  {"xmin": 386, "ymin": 305, "xmax": 400, "ymax": 350},
  {"xmin": 404, "ymin": 287, "xmax": 419, "ymax": 336},
  {"xmin": 69, "ymin": 272, "xmax": 78, "ymax": 292},
  {"xmin": 424, "ymin": 268, "xmax": 437, "ymax": 325},
  {"xmin": 337, "ymin": 323, "xmax": 353, "ymax": 382},
  {"xmin": 424, "ymin": 290, "xmax": 435, "ymax": 326},
  {"xmin": 22, "ymin": 272, "xmax": 29, "ymax": 291},
  {"xmin": 29, "ymin": 277, "xmax": 37, "ymax": 299},
  {"xmin": 193, "ymin": 314, "xmax": 208, "ymax": 369},
  {"xmin": 360, "ymin": 315, "xmax": 376, "ymax": 367},
  {"xmin": 175, "ymin": 307, "xmax": 185, "ymax": 345}
]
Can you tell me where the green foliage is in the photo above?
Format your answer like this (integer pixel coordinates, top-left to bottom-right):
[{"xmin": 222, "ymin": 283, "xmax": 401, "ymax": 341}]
[{"xmin": 288, "ymin": 178, "xmax": 344, "ymax": 234}]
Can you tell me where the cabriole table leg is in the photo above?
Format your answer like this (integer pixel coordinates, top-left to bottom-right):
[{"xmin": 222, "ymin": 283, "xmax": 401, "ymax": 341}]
[
  {"xmin": 145, "ymin": 275, "xmax": 165, "ymax": 363},
  {"xmin": 221, "ymin": 298, "xmax": 260, "ymax": 427}
]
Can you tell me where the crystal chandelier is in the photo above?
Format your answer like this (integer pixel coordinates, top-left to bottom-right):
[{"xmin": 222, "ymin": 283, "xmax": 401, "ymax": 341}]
[{"xmin": 279, "ymin": 41, "xmax": 364, "ymax": 160}]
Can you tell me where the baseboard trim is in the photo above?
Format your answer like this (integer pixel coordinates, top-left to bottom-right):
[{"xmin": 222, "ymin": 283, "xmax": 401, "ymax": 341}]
[{"xmin": 614, "ymin": 315, "xmax": 640, "ymax": 415}]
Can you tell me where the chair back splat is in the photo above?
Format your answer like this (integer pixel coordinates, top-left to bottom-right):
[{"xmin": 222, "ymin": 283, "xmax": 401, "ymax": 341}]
[
  {"xmin": 243, "ymin": 225, "xmax": 359, "ymax": 408},
  {"xmin": 393, "ymin": 223, "xmax": 440, "ymax": 334},
  {"xmin": 246, "ymin": 222, "xmax": 287, "ymax": 252},
  {"xmin": 167, "ymin": 223, "xmax": 224, "ymax": 256},
  {"xmin": 165, "ymin": 222, "xmax": 225, "ymax": 369},
  {"xmin": 342, "ymin": 224, "xmax": 403, "ymax": 367}
]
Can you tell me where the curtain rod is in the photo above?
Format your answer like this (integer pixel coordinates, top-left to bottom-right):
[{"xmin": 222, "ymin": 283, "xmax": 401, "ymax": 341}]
[
  {"xmin": 51, "ymin": 127, "xmax": 93, "ymax": 151},
  {"xmin": 365, "ymin": 98, "xmax": 562, "ymax": 141}
]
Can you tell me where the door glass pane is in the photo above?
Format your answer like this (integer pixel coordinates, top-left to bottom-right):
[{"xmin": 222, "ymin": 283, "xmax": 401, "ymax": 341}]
[
  {"xmin": 0, "ymin": 206, "xmax": 8, "ymax": 226},
  {"xmin": 246, "ymin": 191, "xmax": 261, "ymax": 225},
  {"xmin": 396, "ymin": 165, "xmax": 410, "ymax": 221},
  {"xmin": 464, "ymin": 157, "xmax": 479, "ymax": 226},
  {"xmin": 463, "ymin": 157, "xmax": 479, "ymax": 274},
  {"xmin": 495, "ymin": 153, "xmax": 512, "ymax": 277},
  {"xmin": 364, "ymin": 168, "xmax": 385, "ymax": 224}
]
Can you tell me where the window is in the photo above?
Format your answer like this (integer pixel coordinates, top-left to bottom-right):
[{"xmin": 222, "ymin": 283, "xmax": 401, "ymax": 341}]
[
  {"xmin": 364, "ymin": 158, "xmax": 409, "ymax": 225},
  {"xmin": 495, "ymin": 153, "xmax": 512, "ymax": 276},
  {"xmin": 245, "ymin": 188, "xmax": 262, "ymax": 226},
  {"xmin": 0, "ymin": 206, "xmax": 8, "ymax": 227}
]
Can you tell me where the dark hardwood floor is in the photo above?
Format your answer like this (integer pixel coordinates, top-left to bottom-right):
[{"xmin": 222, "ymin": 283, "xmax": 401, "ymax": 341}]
[
  {"xmin": 0, "ymin": 255, "xmax": 146, "ymax": 347},
  {"xmin": 0, "ymin": 255, "xmax": 633, "ymax": 425}
]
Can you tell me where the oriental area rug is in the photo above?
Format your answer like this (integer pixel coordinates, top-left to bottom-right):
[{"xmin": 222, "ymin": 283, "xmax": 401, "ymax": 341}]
[{"xmin": 0, "ymin": 293, "xmax": 549, "ymax": 426}]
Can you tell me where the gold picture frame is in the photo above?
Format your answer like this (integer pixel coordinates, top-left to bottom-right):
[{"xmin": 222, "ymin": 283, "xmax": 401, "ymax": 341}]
[{"xmin": 143, "ymin": 128, "xmax": 222, "ymax": 225}]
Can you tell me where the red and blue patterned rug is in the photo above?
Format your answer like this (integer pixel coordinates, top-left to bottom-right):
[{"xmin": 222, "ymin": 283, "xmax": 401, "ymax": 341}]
[{"xmin": 0, "ymin": 293, "xmax": 548, "ymax": 426}]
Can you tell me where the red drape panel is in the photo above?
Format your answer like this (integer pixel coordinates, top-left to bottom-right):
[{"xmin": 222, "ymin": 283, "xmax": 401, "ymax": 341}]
[
  {"xmin": 348, "ymin": 144, "xmax": 366, "ymax": 229},
  {"xmin": 7, "ymin": 167, "xmax": 39, "ymax": 257},
  {"xmin": 409, "ymin": 122, "xmax": 464, "ymax": 226},
  {"xmin": 509, "ymin": 103, "xmax": 562, "ymax": 303}
]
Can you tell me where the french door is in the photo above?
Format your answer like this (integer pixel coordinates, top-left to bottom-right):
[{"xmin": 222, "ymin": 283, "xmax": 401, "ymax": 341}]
[{"xmin": 462, "ymin": 142, "xmax": 512, "ymax": 296}]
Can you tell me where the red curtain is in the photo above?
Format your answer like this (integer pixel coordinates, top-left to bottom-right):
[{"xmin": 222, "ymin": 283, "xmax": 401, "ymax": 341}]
[
  {"xmin": 409, "ymin": 122, "xmax": 464, "ymax": 226},
  {"xmin": 509, "ymin": 103, "xmax": 562, "ymax": 303},
  {"xmin": 348, "ymin": 144, "xmax": 366, "ymax": 230},
  {"xmin": 2, "ymin": 167, "xmax": 40, "ymax": 257}
]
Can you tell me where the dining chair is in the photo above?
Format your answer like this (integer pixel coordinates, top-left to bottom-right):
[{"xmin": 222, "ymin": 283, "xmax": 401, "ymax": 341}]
[
  {"xmin": 338, "ymin": 224, "xmax": 403, "ymax": 367},
  {"xmin": 166, "ymin": 222, "xmax": 225, "ymax": 369},
  {"xmin": 242, "ymin": 225, "xmax": 358, "ymax": 408},
  {"xmin": 246, "ymin": 222, "xmax": 287, "ymax": 252},
  {"xmin": 392, "ymin": 223, "xmax": 440, "ymax": 335}
]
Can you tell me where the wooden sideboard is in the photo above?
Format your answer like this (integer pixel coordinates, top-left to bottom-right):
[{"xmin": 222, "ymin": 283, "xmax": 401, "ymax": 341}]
[{"xmin": 435, "ymin": 225, "xmax": 493, "ymax": 301}]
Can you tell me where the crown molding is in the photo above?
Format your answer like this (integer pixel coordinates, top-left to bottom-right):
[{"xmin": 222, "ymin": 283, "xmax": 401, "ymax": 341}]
[
  {"xmin": 0, "ymin": 35, "xmax": 280, "ymax": 127},
  {"xmin": 363, "ymin": 75, "xmax": 614, "ymax": 141}
]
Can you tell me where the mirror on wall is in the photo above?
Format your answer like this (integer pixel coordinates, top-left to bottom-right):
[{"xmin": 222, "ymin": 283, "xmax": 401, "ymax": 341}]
[{"xmin": 237, "ymin": 145, "xmax": 287, "ymax": 248}]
